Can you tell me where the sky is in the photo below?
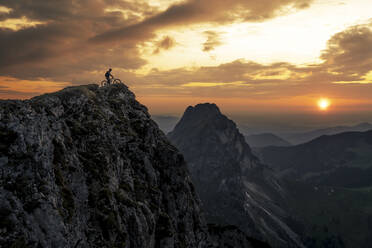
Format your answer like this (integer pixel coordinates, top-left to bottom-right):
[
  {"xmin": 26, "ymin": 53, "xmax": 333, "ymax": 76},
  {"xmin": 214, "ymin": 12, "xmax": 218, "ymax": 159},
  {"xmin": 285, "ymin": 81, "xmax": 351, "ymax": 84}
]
[{"xmin": 0, "ymin": 0, "xmax": 372, "ymax": 127}]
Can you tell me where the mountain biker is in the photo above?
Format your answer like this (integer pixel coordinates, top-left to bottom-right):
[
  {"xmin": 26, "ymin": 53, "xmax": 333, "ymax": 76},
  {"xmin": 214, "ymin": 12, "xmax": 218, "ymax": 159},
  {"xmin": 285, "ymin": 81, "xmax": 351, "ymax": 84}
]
[{"xmin": 105, "ymin": 68, "xmax": 113, "ymax": 84}]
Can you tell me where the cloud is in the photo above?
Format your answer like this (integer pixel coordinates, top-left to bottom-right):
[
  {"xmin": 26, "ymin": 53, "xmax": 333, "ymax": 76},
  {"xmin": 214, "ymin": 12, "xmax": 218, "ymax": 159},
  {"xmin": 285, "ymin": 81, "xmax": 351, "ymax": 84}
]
[
  {"xmin": 129, "ymin": 22, "xmax": 372, "ymax": 101},
  {"xmin": 0, "ymin": 0, "xmax": 155, "ymax": 83},
  {"xmin": 92, "ymin": 0, "xmax": 314, "ymax": 43},
  {"xmin": 0, "ymin": 0, "xmax": 315, "ymax": 85},
  {"xmin": 0, "ymin": 76, "xmax": 71, "ymax": 99},
  {"xmin": 0, "ymin": 0, "xmax": 157, "ymax": 22},
  {"xmin": 1, "ymin": 0, "xmax": 371, "ymax": 107},
  {"xmin": 153, "ymin": 36, "xmax": 176, "ymax": 54},
  {"xmin": 202, "ymin": 31, "xmax": 223, "ymax": 52},
  {"xmin": 321, "ymin": 22, "xmax": 372, "ymax": 78}
]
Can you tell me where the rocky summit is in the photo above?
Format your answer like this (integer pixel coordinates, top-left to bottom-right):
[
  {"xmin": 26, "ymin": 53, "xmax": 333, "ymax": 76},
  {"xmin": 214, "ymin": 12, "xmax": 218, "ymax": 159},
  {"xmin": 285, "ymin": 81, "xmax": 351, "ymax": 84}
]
[
  {"xmin": 0, "ymin": 84, "xmax": 269, "ymax": 248},
  {"xmin": 168, "ymin": 103, "xmax": 305, "ymax": 248}
]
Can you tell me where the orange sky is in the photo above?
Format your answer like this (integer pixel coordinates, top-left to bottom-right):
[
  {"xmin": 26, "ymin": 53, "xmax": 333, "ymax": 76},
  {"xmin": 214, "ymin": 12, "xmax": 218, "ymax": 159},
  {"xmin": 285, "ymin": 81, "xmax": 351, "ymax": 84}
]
[{"xmin": 0, "ymin": 0, "xmax": 372, "ymax": 123}]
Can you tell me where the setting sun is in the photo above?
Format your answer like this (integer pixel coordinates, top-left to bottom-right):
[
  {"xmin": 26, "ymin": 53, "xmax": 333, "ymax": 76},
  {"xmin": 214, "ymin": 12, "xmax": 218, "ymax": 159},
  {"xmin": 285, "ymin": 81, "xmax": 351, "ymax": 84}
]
[{"xmin": 318, "ymin": 98, "xmax": 331, "ymax": 111}]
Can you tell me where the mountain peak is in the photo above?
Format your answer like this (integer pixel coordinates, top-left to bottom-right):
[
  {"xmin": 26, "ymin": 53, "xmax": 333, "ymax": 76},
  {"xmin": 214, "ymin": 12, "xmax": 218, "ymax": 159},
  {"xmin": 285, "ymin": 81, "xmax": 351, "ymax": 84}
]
[
  {"xmin": 189, "ymin": 103, "xmax": 220, "ymax": 113},
  {"xmin": 183, "ymin": 103, "xmax": 221, "ymax": 120},
  {"xmin": 170, "ymin": 103, "xmax": 236, "ymax": 136}
]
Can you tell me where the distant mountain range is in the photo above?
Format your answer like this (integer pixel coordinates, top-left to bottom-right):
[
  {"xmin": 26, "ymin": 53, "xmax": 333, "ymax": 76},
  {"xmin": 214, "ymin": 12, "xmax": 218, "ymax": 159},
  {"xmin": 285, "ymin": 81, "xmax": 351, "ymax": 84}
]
[
  {"xmin": 168, "ymin": 104, "xmax": 372, "ymax": 248},
  {"xmin": 245, "ymin": 133, "xmax": 292, "ymax": 148},
  {"xmin": 281, "ymin": 122, "xmax": 372, "ymax": 145},
  {"xmin": 255, "ymin": 128, "xmax": 372, "ymax": 247},
  {"xmin": 259, "ymin": 130, "xmax": 372, "ymax": 188}
]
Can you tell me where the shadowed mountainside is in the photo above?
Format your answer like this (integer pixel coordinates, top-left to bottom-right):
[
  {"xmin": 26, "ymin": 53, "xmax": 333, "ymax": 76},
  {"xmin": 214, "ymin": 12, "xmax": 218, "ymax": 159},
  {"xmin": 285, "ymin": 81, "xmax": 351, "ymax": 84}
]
[
  {"xmin": 282, "ymin": 123, "xmax": 372, "ymax": 145},
  {"xmin": 258, "ymin": 130, "xmax": 372, "ymax": 188},
  {"xmin": 168, "ymin": 103, "xmax": 305, "ymax": 248},
  {"xmin": 257, "ymin": 129, "xmax": 372, "ymax": 247},
  {"xmin": 245, "ymin": 133, "xmax": 291, "ymax": 148}
]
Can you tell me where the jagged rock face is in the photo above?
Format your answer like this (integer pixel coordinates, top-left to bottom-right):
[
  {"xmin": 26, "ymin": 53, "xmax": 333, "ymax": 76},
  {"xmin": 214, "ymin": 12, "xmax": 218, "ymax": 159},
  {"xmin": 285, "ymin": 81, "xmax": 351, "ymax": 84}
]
[
  {"xmin": 168, "ymin": 104, "xmax": 259, "ymax": 174},
  {"xmin": 0, "ymin": 84, "xmax": 210, "ymax": 248},
  {"xmin": 168, "ymin": 103, "xmax": 305, "ymax": 248},
  {"xmin": 208, "ymin": 224, "xmax": 271, "ymax": 248}
]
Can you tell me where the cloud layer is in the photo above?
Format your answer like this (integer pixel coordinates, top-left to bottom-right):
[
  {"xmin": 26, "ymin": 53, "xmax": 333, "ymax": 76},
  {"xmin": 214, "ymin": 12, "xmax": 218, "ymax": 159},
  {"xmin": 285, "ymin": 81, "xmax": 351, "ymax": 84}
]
[
  {"xmin": 0, "ymin": 0, "xmax": 371, "ymax": 113},
  {"xmin": 0, "ymin": 0, "xmax": 314, "ymax": 83},
  {"xmin": 0, "ymin": 0, "xmax": 163, "ymax": 83},
  {"xmin": 131, "ymin": 22, "xmax": 372, "ymax": 102}
]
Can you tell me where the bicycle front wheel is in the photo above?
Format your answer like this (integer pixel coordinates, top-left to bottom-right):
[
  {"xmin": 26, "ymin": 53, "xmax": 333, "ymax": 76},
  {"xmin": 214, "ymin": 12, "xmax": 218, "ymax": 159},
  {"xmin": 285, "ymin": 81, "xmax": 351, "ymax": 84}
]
[{"xmin": 113, "ymin": 79, "xmax": 122, "ymax": 84}]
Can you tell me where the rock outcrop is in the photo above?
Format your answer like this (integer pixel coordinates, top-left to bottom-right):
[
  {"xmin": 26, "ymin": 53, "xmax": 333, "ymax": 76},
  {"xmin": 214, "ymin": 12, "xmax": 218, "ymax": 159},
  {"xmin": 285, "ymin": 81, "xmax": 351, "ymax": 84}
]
[
  {"xmin": 0, "ymin": 84, "xmax": 270, "ymax": 248},
  {"xmin": 0, "ymin": 84, "xmax": 211, "ymax": 248},
  {"xmin": 168, "ymin": 103, "xmax": 305, "ymax": 248}
]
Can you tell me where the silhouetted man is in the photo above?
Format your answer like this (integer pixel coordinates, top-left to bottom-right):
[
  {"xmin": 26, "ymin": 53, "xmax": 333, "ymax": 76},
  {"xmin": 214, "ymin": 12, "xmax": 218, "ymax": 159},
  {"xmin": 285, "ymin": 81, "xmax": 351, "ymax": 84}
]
[{"xmin": 105, "ymin": 68, "xmax": 113, "ymax": 84}]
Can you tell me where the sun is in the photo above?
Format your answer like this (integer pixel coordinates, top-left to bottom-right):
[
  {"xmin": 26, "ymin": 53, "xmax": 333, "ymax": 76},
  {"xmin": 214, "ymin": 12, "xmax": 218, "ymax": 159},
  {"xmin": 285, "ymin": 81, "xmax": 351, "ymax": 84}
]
[{"xmin": 317, "ymin": 98, "xmax": 331, "ymax": 111}]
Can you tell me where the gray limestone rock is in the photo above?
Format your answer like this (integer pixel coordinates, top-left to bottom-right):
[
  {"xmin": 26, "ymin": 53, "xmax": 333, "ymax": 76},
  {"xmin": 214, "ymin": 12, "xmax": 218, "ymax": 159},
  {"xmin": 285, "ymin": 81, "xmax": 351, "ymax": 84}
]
[{"xmin": 0, "ymin": 84, "xmax": 211, "ymax": 248}]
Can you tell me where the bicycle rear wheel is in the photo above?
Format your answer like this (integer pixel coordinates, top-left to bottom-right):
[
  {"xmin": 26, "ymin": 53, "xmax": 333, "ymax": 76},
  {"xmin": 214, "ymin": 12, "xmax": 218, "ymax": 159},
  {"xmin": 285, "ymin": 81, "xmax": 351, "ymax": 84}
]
[
  {"xmin": 100, "ymin": 80, "xmax": 108, "ymax": 87},
  {"xmin": 113, "ymin": 79, "xmax": 122, "ymax": 84}
]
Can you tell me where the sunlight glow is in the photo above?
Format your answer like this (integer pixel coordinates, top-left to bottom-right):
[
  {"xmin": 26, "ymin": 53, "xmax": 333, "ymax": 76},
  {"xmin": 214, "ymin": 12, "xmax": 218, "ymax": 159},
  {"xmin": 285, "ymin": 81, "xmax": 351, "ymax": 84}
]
[
  {"xmin": 144, "ymin": 0, "xmax": 372, "ymax": 71},
  {"xmin": 182, "ymin": 81, "xmax": 248, "ymax": 87},
  {"xmin": 0, "ymin": 6, "xmax": 11, "ymax": 13},
  {"xmin": 0, "ymin": 17, "xmax": 46, "ymax": 31},
  {"xmin": 0, "ymin": 76, "xmax": 71, "ymax": 99},
  {"xmin": 318, "ymin": 98, "xmax": 331, "ymax": 111}
]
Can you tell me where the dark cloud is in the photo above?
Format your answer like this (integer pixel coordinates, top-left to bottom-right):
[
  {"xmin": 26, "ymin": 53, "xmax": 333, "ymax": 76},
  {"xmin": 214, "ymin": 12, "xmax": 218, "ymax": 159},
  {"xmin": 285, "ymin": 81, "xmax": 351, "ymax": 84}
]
[
  {"xmin": 153, "ymin": 36, "xmax": 176, "ymax": 54},
  {"xmin": 0, "ymin": 0, "xmax": 157, "ymax": 22},
  {"xmin": 321, "ymin": 22, "xmax": 372, "ymax": 77},
  {"xmin": 0, "ymin": 23, "xmax": 79, "ymax": 68},
  {"xmin": 0, "ymin": 0, "xmax": 155, "ymax": 83},
  {"xmin": 202, "ymin": 31, "xmax": 223, "ymax": 52}
]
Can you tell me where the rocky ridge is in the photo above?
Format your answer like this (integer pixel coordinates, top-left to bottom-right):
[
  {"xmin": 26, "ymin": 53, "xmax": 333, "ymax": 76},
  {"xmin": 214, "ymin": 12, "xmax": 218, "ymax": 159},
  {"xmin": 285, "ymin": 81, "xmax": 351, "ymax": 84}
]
[{"xmin": 0, "ymin": 84, "xmax": 211, "ymax": 247}]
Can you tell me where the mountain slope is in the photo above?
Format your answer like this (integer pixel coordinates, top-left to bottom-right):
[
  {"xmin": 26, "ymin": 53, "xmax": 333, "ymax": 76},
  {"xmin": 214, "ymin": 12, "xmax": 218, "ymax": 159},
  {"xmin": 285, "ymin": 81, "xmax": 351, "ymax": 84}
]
[
  {"xmin": 282, "ymin": 123, "xmax": 372, "ymax": 145},
  {"xmin": 245, "ymin": 133, "xmax": 291, "ymax": 148},
  {"xmin": 285, "ymin": 181, "xmax": 372, "ymax": 248},
  {"xmin": 0, "ymin": 84, "xmax": 266, "ymax": 248},
  {"xmin": 168, "ymin": 103, "xmax": 304, "ymax": 248},
  {"xmin": 259, "ymin": 130, "xmax": 372, "ymax": 187}
]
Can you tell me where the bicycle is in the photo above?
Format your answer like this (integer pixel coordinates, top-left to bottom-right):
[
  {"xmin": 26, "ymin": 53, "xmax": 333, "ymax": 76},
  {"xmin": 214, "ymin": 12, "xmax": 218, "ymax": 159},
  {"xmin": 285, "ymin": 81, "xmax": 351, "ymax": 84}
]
[{"xmin": 100, "ymin": 78, "xmax": 122, "ymax": 87}]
